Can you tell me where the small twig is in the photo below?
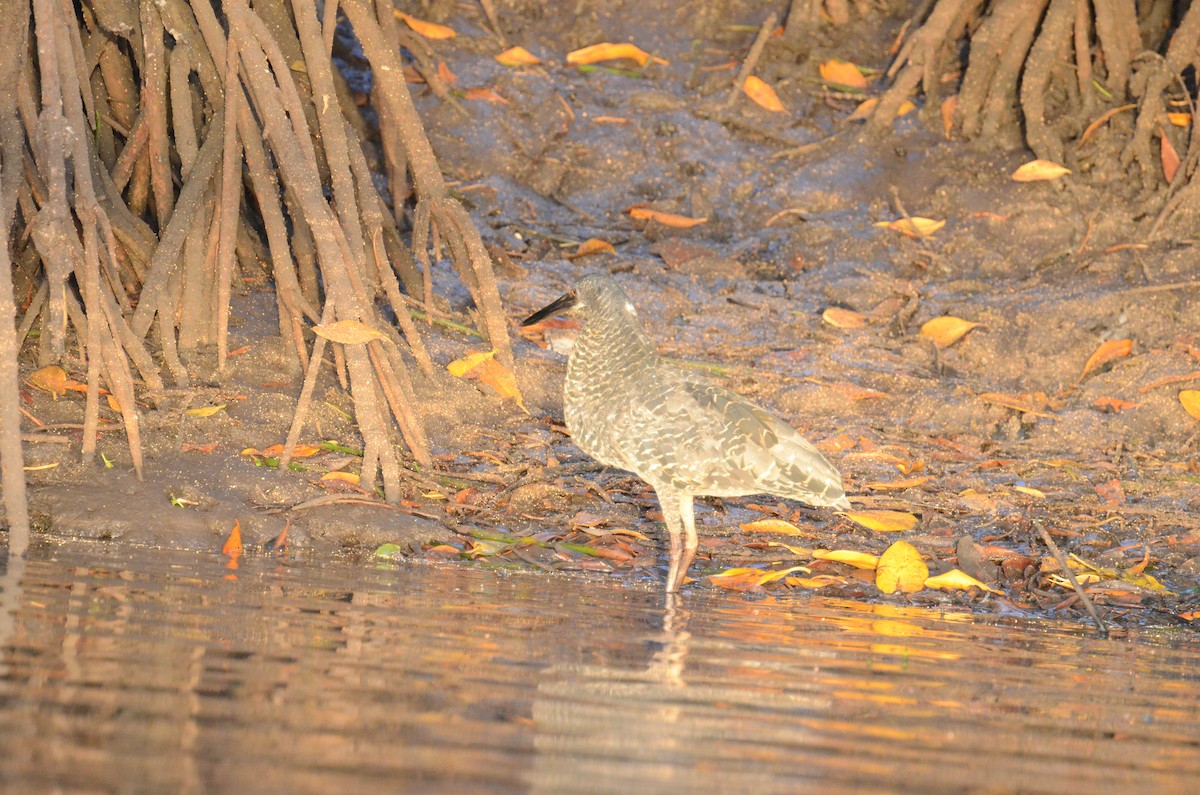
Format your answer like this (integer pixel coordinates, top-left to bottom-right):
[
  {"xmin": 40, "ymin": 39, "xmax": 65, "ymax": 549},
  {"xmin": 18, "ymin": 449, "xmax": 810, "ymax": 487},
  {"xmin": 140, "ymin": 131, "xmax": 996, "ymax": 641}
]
[
  {"xmin": 725, "ymin": 13, "xmax": 778, "ymax": 108},
  {"xmin": 889, "ymin": 184, "xmax": 930, "ymax": 242},
  {"xmin": 1035, "ymin": 521, "xmax": 1107, "ymax": 636}
]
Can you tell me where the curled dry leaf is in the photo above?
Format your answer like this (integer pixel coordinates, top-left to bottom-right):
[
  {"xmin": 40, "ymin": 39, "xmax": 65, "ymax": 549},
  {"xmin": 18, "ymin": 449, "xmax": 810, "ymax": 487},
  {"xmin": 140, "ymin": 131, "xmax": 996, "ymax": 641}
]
[
  {"xmin": 567, "ymin": 238, "xmax": 617, "ymax": 259},
  {"xmin": 841, "ymin": 509, "xmax": 919, "ymax": 533},
  {"xmin": 313, "ymin": 319, "xmax": 386, "ymax": 345},
  {"xmin": 1079, "ymin": 338, "xmax": 1133, "ymax": 381},
  {"xmin": 875, "ymin": 540, "xmax": 928, "ymax": 594},
  {"xmin": 567, "ymin": 42, "xmax": 665, "ymax": 67},
  {"xmin": 321, "ymin": 471, "xmax": 361, "ymax": 484},
  {"xmin": 822, "ymin": 306, "xmax": 870, "ymax": 328},
  {"xmin": 742, "ymin": 75, "xmax": 786, "ymax": 112},
  {"xmin": 924, "ymin": 569, "xmax": 1000, "ymax": 593},
  {"xmin": 1180, "ymin": 390, "xmax": 1200, "ymax": 421},
  {"xmin": 393, "ymin": 11, "xmax": 456, "ymax": 39},
  {"xmin": 919, "ymin": 316, "xmax": 980, "ymax": 348},
  {"xmin": 447, "ymin": 350, "xmax": 527, "ymax": 413},
  {"xmin": 1162, "ymin": 132, "xmax": 1181, "ymax": 183},
  {"xmin": 222, "ymin": 520, "xmax": 243, "ymax": 556},
  {"xmin": 1011, "ymin": 160, "xmax": 1071, "ymax": 182},
  {"xmin": 627, "ymin": 206, "xmax": 708, "ymax": 228},
  {"xmin": 495, "ymin": 46, "xmax": 541, "ymax": 66},
  {"xmin": 874, "ymin": 217, "xmax": 945, "ymax": 238},
  {"xmin": 818, "ymin": 58, "xmax": 868, "ymax": 89}
]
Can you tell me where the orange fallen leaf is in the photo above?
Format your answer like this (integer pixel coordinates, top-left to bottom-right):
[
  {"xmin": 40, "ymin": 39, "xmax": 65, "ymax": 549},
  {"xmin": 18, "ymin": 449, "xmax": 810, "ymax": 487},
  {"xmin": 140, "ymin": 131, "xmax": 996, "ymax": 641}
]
[
  {"xmin": 841, "ymin": 509, "xmax": 919, "ymax": 533},
  {"xmin": 222, "ymin": 519, "xmax": 243, "ymax": 556},
  {"xmin": 313, "ymin": 319, "xmax": 386, "ymax": 345},
  {"xmin": 1095, "ymin": 478, "xmax": 1126, "ymax": 505},
  {"xmin": 1180, "ymin": 390, "xmax": 1200, "ymax": 420},
  {"xmin": 742, "ymin": 75, "xmax": 785, "ymax": 112},
  {"xmin": 786, "ymin": 574, "xmax": 848, "ymax": 589},
  {"xmin": 447, "ymin": 350, "xmax": 527, "ymax": 413},
  {"xmin": 875, "ymin": 540, "xmax": 927, "ymax": 594},
  {"xmin": 924, "ymin": 569, "xmax": 1000, "ymax": 593},
  {"xmin": 627, "ymin": 206, "xmax": 708, "ymax": 228},
  {"xmin": 1011, "ymin": 160, "xmax": 1071, "ymax": 182},
  {"xmin": 567, "ymin": 42, "xmax": 664, "ymax": 67},
  {"xmin": 1093, "ymin": 397, "xmax": 1141, "ymax": 413},
  {"xmin": 866, "ymin": 476, "xmax": 933, "ymax": 491},
  {"xmin": 28, "ymin": 365, "xmax": 96, "ymax": 397},
  {"xmin": 740, "ymin": 518, "xmax": 809, "ymax": 536},
  {"xmin": 1167, "ymin": 112, "xmax": 1191, "ymax": 127},
  {"xmin": 766, "ymin": 541, "xmax": 813, "ymax": 556},
  {"xmin": 1079, "ymin": 339, "xmax": 1133, "ymax": 382},
  {"xmin": 818, "ymin": 58, "xmax": 868, "ymax": 89},
  {"xmin": 828, "ymin": 382, "xmax": 890, "ymax": 401},
  {"xmin": 181, "ymin": 442, "xmax": 218, "ymax": 454},
  {"xmin": 919, "ymin": 316, "xmax": 980, "ymax": 348},
  {"xmin": 822, "ymin": 306, "xmax": 870, "ymax": 328},
  {"xmin": 847, "ymin": 97, "xmax": 877, "ymax": 121},
  {"xmin": 940, "ymin": 95, "xmax": 957, "ymax": 138},
  {"xmin": 105, "ymin": 394, "xmax": 122, "ymax": 413},
  {"xmin": 1162, "ymin": 132, "xmax": 1181, "ymax": 183},
  {"xmin": 811, "ymin": 549, "xmax": 879, "ymax": 569},
  {"xmin": 495, "ymin": 46, "xmax": 541, "ymax": 66},
  {"xmin": 566, "ymin": 238, "xmax": 616, "ymax": 259},
  {"xmin": 896, "ymin": 100, "xmax": 916, "ymax": 117},
  {"xmin": 464, "ymin": 87, "xmax": 509, "ymax": 104},
  {"xmin": 437, "ymin": 60, "xmax": 457, "ymax": 85},
  {"xmin": 393, "ymin": 10, "xmax": 456, "ymax": 39},
  {"xmin": 1080, "ymin": 104, "xmax": 1137, "ymax": 143},
  {"xmin": 228, "ymin": 345, "xmax": 252, "ymax": 357},
  {"xmin": 874, "ymin": 217, "xmax": 945, "ymax": 238},
  {"xmin": 322, "ymin": 471, "xmax": 361, "ymax": 485}
]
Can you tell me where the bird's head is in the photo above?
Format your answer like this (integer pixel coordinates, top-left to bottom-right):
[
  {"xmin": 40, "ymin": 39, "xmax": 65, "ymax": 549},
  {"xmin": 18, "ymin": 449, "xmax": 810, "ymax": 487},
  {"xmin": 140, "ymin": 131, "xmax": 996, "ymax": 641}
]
[{"xmin": 522, "ymin": 274, "xmax": 638, "ymax": 327}]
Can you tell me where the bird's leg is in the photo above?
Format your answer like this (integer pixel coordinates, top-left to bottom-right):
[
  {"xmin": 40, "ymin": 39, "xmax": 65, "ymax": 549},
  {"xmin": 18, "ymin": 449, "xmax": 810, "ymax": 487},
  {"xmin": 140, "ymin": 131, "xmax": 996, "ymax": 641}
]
[
  {"xmin": 676, "ymin": 494, "xmax": 698, "ymax": 590},
  {"xmin": 658, "ymin": 489, "xmax": 685, "ymax": 593}
]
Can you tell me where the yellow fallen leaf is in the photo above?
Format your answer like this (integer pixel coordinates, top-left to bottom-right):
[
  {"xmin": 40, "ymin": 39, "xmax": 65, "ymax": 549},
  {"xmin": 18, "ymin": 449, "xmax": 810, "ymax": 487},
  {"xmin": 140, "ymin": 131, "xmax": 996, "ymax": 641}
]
[
  {"xmin": 818, "ymin": 58, "xmax": 868, "ymax": 89},
  {"xmin": 1079, "ymin": 339, "xmax": 1133, "ymax": 381},
  {"xmin": 924, "ymin": 569, "xmax": 1001, "ymax": 593},
  {"xmin": 627, "ymin": 206, "xmax": 708, "ymax": 228},
  {"xmin": 767, "ymin": 541, "xmax": 813, "ymax": 556},
  {"xmin": 1011, "ymin": 159, "xmax": 1072, "ymax": 182},
  {"xmin": 567, "ymin": 42, "xmax": 665, "ymax": 67},
  {"xmin": 313, "ymin": 319, "xmax": 386, "ymax": 345},
  {"xmin": 822, "ymin": 307, "xmax": 870, "ymax": 328},
  {"xmin": 875, "ymin": 540, "xmax": 928, "ymax": 594},
  {"xmin": 865, "ymin": 475, "xmax": 933, "ymax": 491},
  {"xmin": 1012, "ymin": 485, "xmax": 1045, "ymax": 498},
  {"xmin": 1181, "ymin": 390, "xmax": 1200, "ymax": 421},
  {"xmin": 1167, "ymin": 112, "xmax": 1191, "ymax": 127},
  {"xmin": 811, "ymin": 549, "xmax": 880, "ymax": 569},
  {"xmin": 896, "ymin": 100, "xmax": 916, "ymax": 117},
  {"xmin": 447, "ymin": 350, "xmax": 527, "ymax": 413},
  {"xmin": 566, "ymin": 238, "xmax": 616, "ymax": 259},
  {"xmin": 874, "ymin": 217, "xmax": 945, "ymax": 238},
  {"xmin": 710, "ymin": 565, "xmax": 808, "ymax": 590},
  {"xmin": 28, "ymin": 365, "xmax": 72, "ymax": 397},
  {"xmin": 919, "ymin": 316, "xmax": 980, "ymax": 348},
  {"xmin": 841, "ymin": 509, "xmax": 919, "ymax": 533},
  {"xmin": 847, "ymin": 97, "xmax": 877, "ymax": 121},
  {"xmin": 740, "ymin": 518, "xmax": 809, "ymax": 535},
  {"xmin": 742, "ymin": 75, "xmax": 785, "ymax": 112},
  {"xmin": 785, "ymin": 574, "xmax": 848, "ymax": 589},
  {"xmin": 321, "ymin": 471, "xmax": 361, "ymax": 484},
  {"xmin": 106, "ymin": 394, "xmax": 122, "ymax": 413},
  {"xmin": 186, "ymin": 404, "xmax": 227, "ymax": 418},
  {"xmin": 495, "ymin": 46, "xmax": 541, "ymax": 66},
  {"xmin": 393, "ymin": 10, "xmax": 456, "ymax": 39}
]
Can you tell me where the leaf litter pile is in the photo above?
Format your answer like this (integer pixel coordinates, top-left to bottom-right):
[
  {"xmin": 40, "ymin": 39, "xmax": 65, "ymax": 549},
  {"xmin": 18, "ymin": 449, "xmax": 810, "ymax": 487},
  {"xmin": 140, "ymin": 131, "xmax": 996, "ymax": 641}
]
[{"xmin": 17, "ymin": 3, "xmax": 1200, "ymax": 632}]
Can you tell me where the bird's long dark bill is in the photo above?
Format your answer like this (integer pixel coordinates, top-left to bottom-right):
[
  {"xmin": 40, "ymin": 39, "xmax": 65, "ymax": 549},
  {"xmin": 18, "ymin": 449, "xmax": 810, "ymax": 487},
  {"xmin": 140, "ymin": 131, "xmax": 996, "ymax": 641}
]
[{"xmin": 522, "ymin": 290, "xmax": 577, "ymax": 326}]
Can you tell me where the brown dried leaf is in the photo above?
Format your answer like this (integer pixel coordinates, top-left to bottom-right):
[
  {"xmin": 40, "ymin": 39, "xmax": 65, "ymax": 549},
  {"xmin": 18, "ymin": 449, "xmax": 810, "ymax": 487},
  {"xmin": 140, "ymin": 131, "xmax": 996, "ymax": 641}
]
[
  {"xmin": 822, "ymin": 306, "xmax": 870, "ymax": 328},
  {"xmin": 940, "ymin": 95, "xmax": 957, "ymax": 138},
  {"xmin": 1162, "ymin": 132, "xmax": 1181, "ymax": 183},
  {"xmin": 1095, "ymin": 479, "xmax": 1126, "ymax": 506},
  {"xmin": 28, "ymin": 365, "xmax": 73, "ymax": 398}
]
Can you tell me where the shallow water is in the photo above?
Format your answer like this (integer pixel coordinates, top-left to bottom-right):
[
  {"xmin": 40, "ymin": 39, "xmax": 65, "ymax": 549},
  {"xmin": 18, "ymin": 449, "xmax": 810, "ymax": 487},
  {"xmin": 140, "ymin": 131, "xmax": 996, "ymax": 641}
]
[{"xmin": 1, "ymin": 541, "xmax": 1198, "ymax": 794}]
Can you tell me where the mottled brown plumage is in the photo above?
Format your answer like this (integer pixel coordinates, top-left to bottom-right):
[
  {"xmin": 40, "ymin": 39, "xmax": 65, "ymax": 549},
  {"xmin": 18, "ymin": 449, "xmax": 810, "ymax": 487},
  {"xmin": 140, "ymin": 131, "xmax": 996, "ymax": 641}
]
[{"xmin": 524, "ymin": 275, "xmax": 849, "ymax": 592}]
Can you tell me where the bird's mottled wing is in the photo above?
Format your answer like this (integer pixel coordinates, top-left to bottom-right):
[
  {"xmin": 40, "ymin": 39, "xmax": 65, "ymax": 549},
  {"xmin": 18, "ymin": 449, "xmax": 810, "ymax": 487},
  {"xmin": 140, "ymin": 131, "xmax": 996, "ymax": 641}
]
[{"xmin": 611, "ymin": 374, "xmax": 848, "ymax": 507}]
